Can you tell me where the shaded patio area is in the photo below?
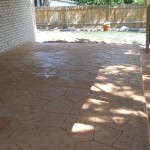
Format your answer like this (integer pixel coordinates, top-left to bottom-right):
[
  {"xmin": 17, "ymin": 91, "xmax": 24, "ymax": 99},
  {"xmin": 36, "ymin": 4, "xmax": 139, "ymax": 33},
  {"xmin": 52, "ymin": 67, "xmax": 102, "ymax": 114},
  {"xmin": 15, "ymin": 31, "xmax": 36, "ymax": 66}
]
[{"xmin": 0, "ymin": 42, "xmax": 149, "ymax": 150}]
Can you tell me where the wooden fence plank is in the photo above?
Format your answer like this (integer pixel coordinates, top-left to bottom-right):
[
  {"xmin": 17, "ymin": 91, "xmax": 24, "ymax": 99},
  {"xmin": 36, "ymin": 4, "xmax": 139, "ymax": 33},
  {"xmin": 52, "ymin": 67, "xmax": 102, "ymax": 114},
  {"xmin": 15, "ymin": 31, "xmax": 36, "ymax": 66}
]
[{"xmin": 35, "ymin": 4, "xmax": 146, "ymax": 29}]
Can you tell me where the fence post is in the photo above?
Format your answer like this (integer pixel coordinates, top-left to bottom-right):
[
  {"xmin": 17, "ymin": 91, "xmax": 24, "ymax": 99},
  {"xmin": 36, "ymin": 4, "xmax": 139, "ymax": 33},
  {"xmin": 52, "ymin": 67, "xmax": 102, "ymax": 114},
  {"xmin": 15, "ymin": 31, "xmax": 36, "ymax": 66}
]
[
  {"xmin": 124, "ymin": 4, "xmax": 125, "ymax": 24},
  {"xmin": 66, "ymin": 7, "xmax": 68, "ymax": 29},
  {"xmin": 62, "ymin": 7, "xmax": 66, "ymax": 29},
  {"xmin": 109, "ymin": 5, "xmax": 110, "ymax": 27}
]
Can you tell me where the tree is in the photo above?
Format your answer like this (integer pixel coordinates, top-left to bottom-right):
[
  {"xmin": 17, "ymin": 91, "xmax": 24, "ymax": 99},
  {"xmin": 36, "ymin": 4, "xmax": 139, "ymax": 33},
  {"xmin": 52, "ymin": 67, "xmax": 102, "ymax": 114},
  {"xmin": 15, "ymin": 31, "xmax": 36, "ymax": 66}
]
[
  {"xmin": 133, "ymin": 0, "xmax": 146, "ymax": 4},
  {"xmin": 124, "ymin": 0, "xmax": 133, "ymax": 4},
  {"xmin": 75, "ymin": 0, "xmax": 124, "ymax": 5},
  {"xmin": 73, "ymin": 0, "xmax": 146, "ymax": 5}
]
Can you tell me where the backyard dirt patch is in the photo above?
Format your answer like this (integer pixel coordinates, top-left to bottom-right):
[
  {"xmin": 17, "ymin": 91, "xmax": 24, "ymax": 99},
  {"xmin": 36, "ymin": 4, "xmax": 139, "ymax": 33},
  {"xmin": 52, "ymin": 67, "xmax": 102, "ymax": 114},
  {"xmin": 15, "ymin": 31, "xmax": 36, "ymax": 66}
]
[{"xmin": 36, "ymin": 30, "xmax": 146, "ymax": 45}]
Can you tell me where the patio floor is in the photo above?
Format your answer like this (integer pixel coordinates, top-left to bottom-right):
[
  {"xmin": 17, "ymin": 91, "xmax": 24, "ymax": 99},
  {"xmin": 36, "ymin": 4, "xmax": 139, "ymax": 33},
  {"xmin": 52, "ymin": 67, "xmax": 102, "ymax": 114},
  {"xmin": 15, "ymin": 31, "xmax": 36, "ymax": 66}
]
[
  {"xmin": 0, "ymin": 42, "xmax": 149, "ymax": 150},
  {"xmin": 141, "ymin": 50, "xmax": 150, "ymax": 127}
]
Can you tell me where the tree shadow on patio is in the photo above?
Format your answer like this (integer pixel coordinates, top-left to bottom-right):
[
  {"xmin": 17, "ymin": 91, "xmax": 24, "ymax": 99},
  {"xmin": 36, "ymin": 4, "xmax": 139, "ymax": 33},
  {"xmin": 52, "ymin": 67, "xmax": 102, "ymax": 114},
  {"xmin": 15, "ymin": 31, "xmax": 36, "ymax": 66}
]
[{"xmin": 0, "ymin": 42, "xmax": 149, "ymax": 150}]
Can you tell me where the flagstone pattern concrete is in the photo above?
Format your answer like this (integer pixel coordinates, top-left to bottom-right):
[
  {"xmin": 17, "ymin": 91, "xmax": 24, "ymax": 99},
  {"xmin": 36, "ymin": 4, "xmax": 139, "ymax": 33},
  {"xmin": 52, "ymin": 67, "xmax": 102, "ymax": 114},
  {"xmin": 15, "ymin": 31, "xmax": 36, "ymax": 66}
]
[{"xmin": 0, "ymin": 42, "xmax": 149, "ymax": 150}]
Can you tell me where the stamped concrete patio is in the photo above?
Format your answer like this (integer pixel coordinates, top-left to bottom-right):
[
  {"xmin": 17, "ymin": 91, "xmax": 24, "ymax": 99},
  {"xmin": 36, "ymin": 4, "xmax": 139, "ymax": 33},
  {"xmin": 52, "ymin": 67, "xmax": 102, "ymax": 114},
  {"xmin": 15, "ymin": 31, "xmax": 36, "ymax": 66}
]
[{"xmin": 0, "ymin": 42, "xmax": 149, "ymax": 150}]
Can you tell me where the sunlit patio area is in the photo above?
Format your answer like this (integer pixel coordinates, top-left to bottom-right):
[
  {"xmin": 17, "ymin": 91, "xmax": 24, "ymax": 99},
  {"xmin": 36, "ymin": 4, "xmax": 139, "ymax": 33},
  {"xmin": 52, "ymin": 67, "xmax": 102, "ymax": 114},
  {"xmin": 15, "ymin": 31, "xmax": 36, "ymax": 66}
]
[{"xmin": 0, "ymin": 42, "xmax": 149, "ymax": 150}]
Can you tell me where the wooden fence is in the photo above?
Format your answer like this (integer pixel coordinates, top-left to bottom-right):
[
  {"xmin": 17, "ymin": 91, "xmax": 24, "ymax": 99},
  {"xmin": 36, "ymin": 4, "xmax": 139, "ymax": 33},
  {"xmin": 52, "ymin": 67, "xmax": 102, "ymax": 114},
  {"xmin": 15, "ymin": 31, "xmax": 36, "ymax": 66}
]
[{"xmin": 35, "ymin": 5, "xmax": 147, "ymax": 29}]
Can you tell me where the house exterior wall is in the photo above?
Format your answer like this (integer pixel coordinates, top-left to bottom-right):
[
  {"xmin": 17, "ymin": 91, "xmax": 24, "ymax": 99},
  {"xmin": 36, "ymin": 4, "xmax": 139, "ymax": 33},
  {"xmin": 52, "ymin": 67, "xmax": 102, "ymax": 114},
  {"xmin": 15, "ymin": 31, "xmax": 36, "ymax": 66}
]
[{"xmin": 0, "ymin": 0, "xmax": 35, "ymax": 53}]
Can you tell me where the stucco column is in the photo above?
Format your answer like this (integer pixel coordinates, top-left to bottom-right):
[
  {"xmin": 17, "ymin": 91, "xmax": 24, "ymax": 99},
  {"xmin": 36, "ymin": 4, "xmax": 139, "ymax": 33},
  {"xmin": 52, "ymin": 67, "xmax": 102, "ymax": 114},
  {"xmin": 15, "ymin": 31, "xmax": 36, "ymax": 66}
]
[{"xmin": 0, "ymin": 0, "xmax": 36, "ymax": 52}]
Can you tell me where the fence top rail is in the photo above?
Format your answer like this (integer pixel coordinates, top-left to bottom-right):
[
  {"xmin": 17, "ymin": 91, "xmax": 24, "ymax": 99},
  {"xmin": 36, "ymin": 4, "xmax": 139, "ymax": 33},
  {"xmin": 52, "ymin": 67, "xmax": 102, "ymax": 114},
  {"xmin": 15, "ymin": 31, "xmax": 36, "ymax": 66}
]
[{"xmin": 35, "ymin": 4, "xmax": 147, "ymax": 10}]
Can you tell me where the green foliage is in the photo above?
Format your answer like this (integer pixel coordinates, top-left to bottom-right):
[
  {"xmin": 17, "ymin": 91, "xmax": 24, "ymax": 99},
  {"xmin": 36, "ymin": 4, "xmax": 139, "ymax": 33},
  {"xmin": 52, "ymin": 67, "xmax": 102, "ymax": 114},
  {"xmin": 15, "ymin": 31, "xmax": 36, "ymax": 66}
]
[
  {"xmin": 74, "ymin": 0, "xmax": 124, "ymax": 5},
  {"xmin": 124, "ymin": 0, "xmax": 133, "ymax": 4},
  {"xmin": 75, "ymin": 0, "xmax": 108, "ymax": 5},
  {"xmin": 110, "ymin": 0, "xmax": 124, "ymax": 4},
  {"xmin": 133, "ymin": 0, "xmax": 146, "ymax": 4},
  {"xmin": 74, "ymin": 0, "xmax": 146, "ymax": 5}
]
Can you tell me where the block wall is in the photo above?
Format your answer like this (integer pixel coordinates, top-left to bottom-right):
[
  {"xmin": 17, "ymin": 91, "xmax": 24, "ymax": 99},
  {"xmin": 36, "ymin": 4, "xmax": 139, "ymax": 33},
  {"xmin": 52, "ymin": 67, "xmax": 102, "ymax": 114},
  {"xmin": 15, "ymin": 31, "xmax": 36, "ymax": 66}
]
[{"xmin": 0, "ymin": 0, "xmax": 35, "ymax": 53}]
